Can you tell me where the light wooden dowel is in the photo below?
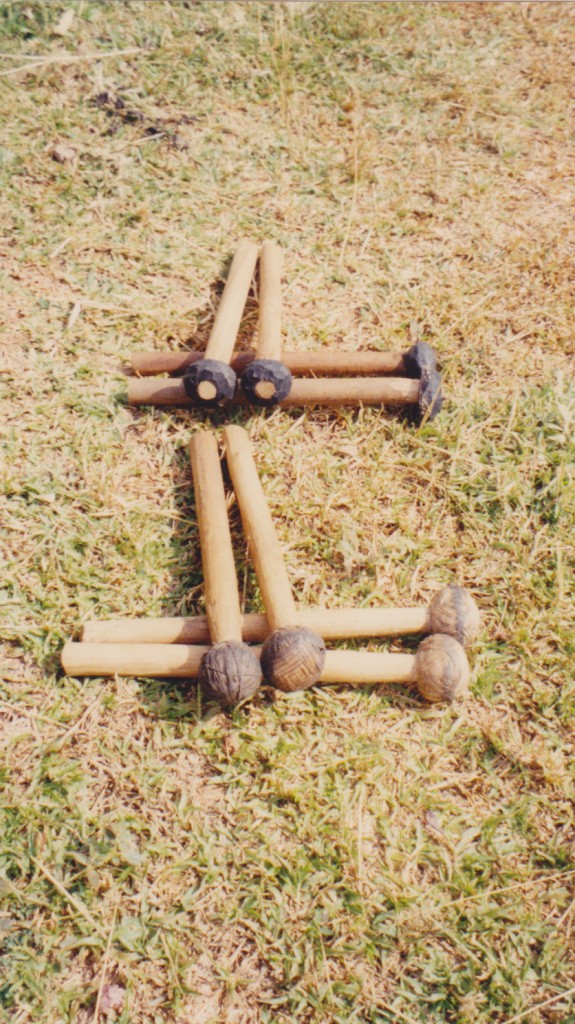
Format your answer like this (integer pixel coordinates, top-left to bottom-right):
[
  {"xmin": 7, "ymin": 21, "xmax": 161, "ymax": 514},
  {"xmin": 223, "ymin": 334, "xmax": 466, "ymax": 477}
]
[
  {"xmin": 205, "ymin": 240, "xmax": 259, "ymax": 363},
  {"xmin": 128, "ymin": 376, "xmax": 421, "ymax": 408},
  {"xmin": 258, "ymin": 241, "xmax": 283, "ymax": 361},
  {"xmin": 189, "ymin": 432, "xmax": 242, "ymax": 644},
  {"xmin": 81, "ymin": 607, "xmax": 430, "ymax": 644},
  {"xmin": 62, "ymin": 642, "xmax": 209, "ymax": 678},
  {"xmin": 223, "ymin": 425, "xmax": 296, "ymax": 632},
  {"xmin": 61, "ymin": 643, "xmax": 416, "ymax": 684},
  {"xmin": 131, "ymin": 349, "xmax": 408, "ymax": 377}
]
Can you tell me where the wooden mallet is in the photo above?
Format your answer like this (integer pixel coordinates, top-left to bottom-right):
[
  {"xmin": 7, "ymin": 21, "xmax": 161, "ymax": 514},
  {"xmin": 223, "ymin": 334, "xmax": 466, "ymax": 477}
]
[
  {"xmin": 131, "ymin": 347, "xmax": 417, "ymax": 378},
  {"xmin": 223, "ymin": 424, "xmax": 326, "ymax": 692},
  {"xmin": 189, "ymin": 431, "xmax": 261, "ymax": 705},
  {"xmin": 61, "ymin": 633, "xmax": 470, "ymax": 703},
  {"xmin": 128, "ymin": 375, "xmax": 439, "ymax": 419},
  {"xmin": 239, "ymin": 241, "xmax": 292, "ymax": 407},
  {"xmin": 183, "ymin": 240, "xmax": 259, "ymax": 408},
  {"xmin": 80, "ymin": 584, "xmax": 480, "ymax": 648}
]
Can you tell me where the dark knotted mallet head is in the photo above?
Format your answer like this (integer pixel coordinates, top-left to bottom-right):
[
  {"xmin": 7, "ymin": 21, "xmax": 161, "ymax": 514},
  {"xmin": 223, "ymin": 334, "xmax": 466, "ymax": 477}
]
[
  {"xmin": 199, "ymin": 640, "xmax": 262, "ymax": 706},
  {"xmin": 428, "ymin": 585, "xmax": 481, "ymax": 648},
  {"xmin": 414, "ymin": 633, "xmax": 470, "ymax": 702},
  {"xmin": 404, "ymin": 341, "xmax": 443, "ymax": 422},
  {"xmin": 183, "ymin": 358, "xmax": 237, "ymax": 408},
  {"xmin": 240, "ymin": 359, "xmax": 293, "ymax": 408},
  {"xmin": 261, "ymin": 625, "xmax": 326, "ymax": 692},
  {"xmin": 240, "ymin": 240, "xmax": 292, "ymax": 408}
]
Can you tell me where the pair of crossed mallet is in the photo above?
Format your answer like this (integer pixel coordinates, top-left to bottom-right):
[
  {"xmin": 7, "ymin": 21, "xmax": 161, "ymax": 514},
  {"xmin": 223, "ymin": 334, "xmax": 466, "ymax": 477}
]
[
  {"xmin": 62, "ymin": 426, "xmax": 479, "ymax": 706},
  {"xmin": 128, "ymin": 240, "xmax": 443, "ymax": 422}
]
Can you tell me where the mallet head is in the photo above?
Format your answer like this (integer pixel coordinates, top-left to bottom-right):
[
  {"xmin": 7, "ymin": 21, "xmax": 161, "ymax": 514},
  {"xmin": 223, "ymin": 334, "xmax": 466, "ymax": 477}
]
[
  {"xmin": 183, "ymin": 359, "xmax": 237, "ymax": 408},
  {"xmin": 404, "ymin": 341, "xmax": 437, "ymax": 379},
  {"xmin": 414, "ymin": 634, "xmax": 470, "ymax": 702},
  {"xmin": 261, "ymin": 625, "xmax": 326, "ymax": 692},
  {"xmin": 429, "ymin": 585, "xmax": 481, "ymax": 648},
  {"xmin": 404, "ymin": 342, "xmax": 443, "ymax": 422},
  {"xmin": 417, "ymin": 367, "xmax": 443, "ymax": 422},
  {"xmin": 240, "ymin": 359, "xmax": 293, "ymax": 407},
  {"xmin": 198, "ymin": 641, "xmax": 262, "ymax": 706}
]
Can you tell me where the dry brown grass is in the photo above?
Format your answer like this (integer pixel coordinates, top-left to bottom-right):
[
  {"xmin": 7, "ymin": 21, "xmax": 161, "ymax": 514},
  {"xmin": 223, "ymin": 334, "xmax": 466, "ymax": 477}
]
[{"xmin": 1, "ymin": 3, "xmax": 574, "ymax": 1022}]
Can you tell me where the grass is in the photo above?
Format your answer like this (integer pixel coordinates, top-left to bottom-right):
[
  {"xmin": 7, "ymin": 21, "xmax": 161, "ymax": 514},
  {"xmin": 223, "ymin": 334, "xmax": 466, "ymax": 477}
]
[{"xmin": 1, "ymin": 1, "xmax": 574, "ymax": 1021}]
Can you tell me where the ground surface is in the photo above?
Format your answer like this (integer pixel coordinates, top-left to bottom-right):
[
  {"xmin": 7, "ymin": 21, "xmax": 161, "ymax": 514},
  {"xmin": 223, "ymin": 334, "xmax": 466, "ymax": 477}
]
[{"xmin": 1, "ymin": 3, "xmax": 574, "ymax": 1022}]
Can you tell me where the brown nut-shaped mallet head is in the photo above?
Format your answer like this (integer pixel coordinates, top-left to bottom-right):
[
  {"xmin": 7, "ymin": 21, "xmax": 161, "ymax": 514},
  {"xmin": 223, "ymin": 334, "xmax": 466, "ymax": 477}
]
[
  {"xmin": 198, "ymin": 641, "xmax": 262, "ymax": 706},
  {"xmin": 261, "ymin": 626, "xmax": 326, "ymax": 692},
  {"xmin": 414, "ymin": 634, "xmax": 470, "ymax": 703},
  {"xmin": 183, "ymin": 359, "xmax": 237, "ymax": 407},
  {"xmin": 240, "ymin": 359, "xmax": 293, "ymax": 407},
  {"xmin": 428, "ymin": 585, "xmax": 481, "ymax": 648}
]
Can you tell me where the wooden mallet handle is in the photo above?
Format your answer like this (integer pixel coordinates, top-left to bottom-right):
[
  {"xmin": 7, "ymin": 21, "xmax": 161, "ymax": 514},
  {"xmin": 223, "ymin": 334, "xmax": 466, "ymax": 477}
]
[
  {"xmin": 189, "ymin": 432, "xmax": 242, "ymax": 644},
  {"xmin": 223, "ymin": 425, "xmax": 295, "ymax": 633},
  {"xmin": 183, "ymin": 240, "xmax": 259, "ymax": 407},
  {"xmin": 131, "ymin": 349, "xmax": 408, "ymax": 377},
  {"xmin": 257, "ymin": 240, "xmax": 283, "ymax": 361},
  {"xmin": 240, "ymin": 241, "xmax": 292, "ymax": 407},
  {"xmin": 129, "ymin": 376, "xmax": 423, "ymax": 409},
  {"xmin": 61, "ymin": 634, "xmax": 470, "ymax": 703},
  {"xmin": 223, "ymin": 425, "xmax": 325, "ymax": 691},
  {"xmin": 189, "ymin": 431, "xmax": 261, "ymax": 704},
  {"xmin": 80, "ymin": 585, "xmax": 480, "ymax": 648}
]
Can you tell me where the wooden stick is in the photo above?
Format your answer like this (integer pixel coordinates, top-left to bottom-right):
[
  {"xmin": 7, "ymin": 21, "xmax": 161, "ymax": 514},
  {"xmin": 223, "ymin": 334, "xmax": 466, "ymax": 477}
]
[
  {"xmin": 130, "ymin": 349, "xmax": 408, "ymax": 377},
  {"xmin": 239, "ymin": 241, "xmax": 292, "ymax": 406},
  {"xmin": 183, "ymin": 240, "xmax": 259, "ymax": 406},
  {"xmin": 223, "ymin": 425, "xmax": 296, "ymax": 633},
  {"xmin": 204, "ymin": 240, "xmax": 259, "ymax": 364},
  {"xmin": 189, "ymin": 432, "xmax": 242, "ymax": 644},
  {"xmin": 81, "ymin": 607, "xmax": 429, "ymax": 644},
  {"xmin": 61, "ymin": 635, "xmax": 470, "ymax": 702},
  {"xmin": 128, "ymin": 376, "xmax": 421, "ymax": 408},
  {"xmin": 189, "ymin": 431, "xmax": 261, "ymax": 704},
  {"xmin": 257, "ymin": 241, "xmax": 283, "ymax": 361}
]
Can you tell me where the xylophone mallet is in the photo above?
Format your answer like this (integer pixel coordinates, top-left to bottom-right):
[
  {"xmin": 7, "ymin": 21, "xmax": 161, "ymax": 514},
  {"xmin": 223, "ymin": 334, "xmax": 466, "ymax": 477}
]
[
  {"xmin": 183, "ymin": 240, "xmax": 258, "ymax": 407},
  {"xmin": 80, "ymin": 585, "xmax": 480, "ymax": 648},
  {"xmin": 189, "ymin": 431, "xmax": 262, "ymax": 705},
  {"xmin": 61, "ymin": 634, "xmax": 470, "ymax": 703},
  {"xmin": 223, "ymin": 424, "xmax": 326, "ymax": 692}
]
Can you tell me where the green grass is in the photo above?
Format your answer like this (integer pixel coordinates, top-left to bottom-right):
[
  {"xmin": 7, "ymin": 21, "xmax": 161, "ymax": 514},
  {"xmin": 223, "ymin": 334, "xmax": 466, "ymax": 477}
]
[{"xmin": 1, "ymin": 2, "xmax": 574, "ymax": 1022}]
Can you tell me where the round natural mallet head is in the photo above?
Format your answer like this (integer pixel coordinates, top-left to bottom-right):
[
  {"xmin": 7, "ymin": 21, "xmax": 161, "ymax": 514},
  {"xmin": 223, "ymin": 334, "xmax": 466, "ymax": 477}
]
[
  {"xmin": 183, "ymin": 359, "xmax": 237, "ymax": 407},
  {"xmin": 261, "ymin": 626, "xmax": 326, "ymax": 692},
  {"xmin": 198, "ymin": 641, "xmax": 262, "ymax": 706},
  {"xmin": 240, "ymin": 359, "xmax": 293, "ymax": 407},
  {"xmin": 428, "ymin": 585, "xmax": 481, "ymax": 648},
  {"xmin": 414, "ymin": 634, "xmax": 470, "ymax": 703}
]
